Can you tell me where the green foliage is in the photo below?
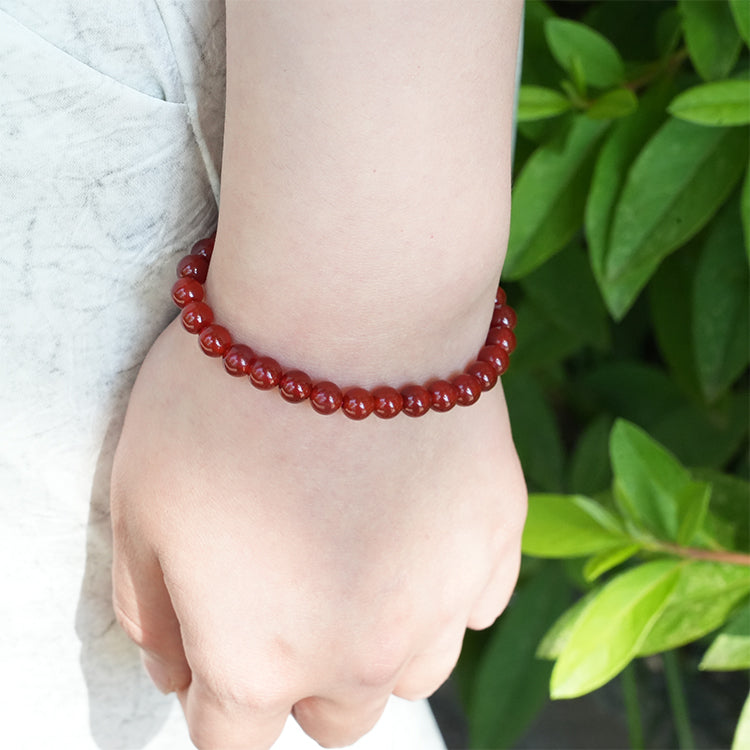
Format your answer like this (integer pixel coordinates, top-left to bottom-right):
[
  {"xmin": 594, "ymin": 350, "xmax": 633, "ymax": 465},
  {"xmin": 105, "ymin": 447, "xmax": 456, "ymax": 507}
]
[
  {"xmin": 459, "ymin": 4, "xmax": 750, "ymax": 747},
  {"xmin": 517, "ymin": 85, "xmax": 572, "ymax": 121},
  {"xmin": 668, "ymin": 80, "xmax": 750, "ymax": 126},
  {"xmin": 545, "ymin": 19, "xmax": 626, "ymax": 89},
  {"xmin": 467, "ymin": 565, "xmax": 572, "ymax": 749},
  {"xmin": 679, "ymin": 0, "xmax": 743, "ymax": 81},
  {"xmin": 550, "ymin": 559, "xmax": 683, "ymax": 698},
  {"xmin": 699, "ymin": 601, "xmax": 750, "ymax": 670}
]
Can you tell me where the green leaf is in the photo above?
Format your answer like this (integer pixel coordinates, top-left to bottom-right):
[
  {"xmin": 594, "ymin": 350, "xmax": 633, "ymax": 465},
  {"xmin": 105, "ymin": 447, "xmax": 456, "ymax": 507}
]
[
  {"xmin": 693, "ymin": 195, "xmax": 750, "ymax": 401},
  {"xmin": 729, "ymin": 0, "xmax": 750, "ymax": 45},
  {"xmin": 522, "ymin": 494, "xmax": 627, "ymax": 558},
  {"xmin": 669, "ymin": 80, "xmax": 750, "ymax": 126},
  {"xmin": 568, "ymin": 414, "xmax": 614, "ymax": 496},
  {"xmin": 545, "ymin": 19, "xmax": 626, "ymax": 89},
  {"xmin": 700, "ymin": 601, "xmax": 750, "ymax": 671},
  {"xmin": 651, "ymin": 389, "xmax": 750, "ymax": 470},
  {"xmin": 574, "ymin": 367, "xmax": 748, "ymax": 471},
  {"xmin": 579, "ymin": 363, "xmax": 684, "ymax": 430},
  {"xmin": 506, "ymin": 297, "xmax": 582, "ymax": 372},
  {"xmin": 692, "ymin": 469, "xmax": 750, "ymax": 552},
  {"xmin": 583, "ymin": 543, "xmax": 642, "ymax": 583},
  {"xmin": 587, "ymin": 89, "xmax": 638, "ymax": 120},
  {"xmin": 610, "ymin": 419, "xmax": 691, "ymax": 541},
  {"xmin": 603, "ymin": 121, "xmax": 748, "ymax": 318},
  {"xmin": 638, "ymin": 561, "xmax": 750, "ymax": 655},
  {"xmin": 585, "ymin": 83, "xmax": 673, "ymax": 290},
  {"xmin": 569, "ymin": 56, "xmax": 587, "ymax": 99},
  {"xmin": 733, "ymin": 692, "xmax": 750, "ymax": 750},
  {"xmin": 648, "ymin": 247, "xmax": 704, "ymax": 401},
  {"xmin": 675, "ymin": 481, "xmax": 712, "ymax": 546},
  {"xmin": 656, "ymin": 6, "xmax": 684, "ymax": 58},
  {"xmin": 551, "ymin": 560, "xmax": 682, "ymax": 698},
  {"xmin": 680, "ymin": 0, "xmax": 743, "ymax": 81},
  {"xmin": 469, "ymin": 565, "xmax": 572, "ymax": 750},
  {"xmin": 521, "ymin": 0, "xmax": 560, "ymax": 88},
  {"xmin": 503, "ymin": 375, "xmax": 565, "ymax": 491},
  {"xmin": 505, "ymin": 116, "xmax": 609, "ymax": 280},
  {"xmin": 537, "ymin": 589, "xmax": 600, "ymax": 661},
  {"xmin": 743, "ymin": 169, "xmax": 750, "ymax": 263},
  {"xmin": 584, "ymin": 1, "xmax": 676, "ymax": 61},
  {"xmin": 520, "ymin": 243, "xmax": 610, "ymax": 351},
  {"xmin": 517, "ymin": 85, "xmax": 572, "ymax": 122}
]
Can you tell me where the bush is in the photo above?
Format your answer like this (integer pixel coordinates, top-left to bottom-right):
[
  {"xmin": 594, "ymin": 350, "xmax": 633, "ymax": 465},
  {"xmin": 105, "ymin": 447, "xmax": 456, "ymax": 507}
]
[{"xmin": 455, "ymin": 2, "xmax": 750, "ymax": 748}]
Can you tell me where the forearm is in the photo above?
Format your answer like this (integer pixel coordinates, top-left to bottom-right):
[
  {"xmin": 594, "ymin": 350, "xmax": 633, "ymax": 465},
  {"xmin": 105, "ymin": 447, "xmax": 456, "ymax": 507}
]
[{"xmin": 208, "ymin": 0, "xmax": 523, "ymax": 386}]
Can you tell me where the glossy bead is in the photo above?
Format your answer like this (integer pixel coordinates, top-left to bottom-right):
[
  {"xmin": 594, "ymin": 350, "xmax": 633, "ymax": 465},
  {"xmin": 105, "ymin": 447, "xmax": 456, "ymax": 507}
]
[
  {"xmin": 191, "ymin": 236, "xmax": 215, "ymax": 261},
  {"xmin": 401, "ymin": 385, "xmax": 432, "ymax": 417},
  {"xmin": 478, "ymin": 344, "xmax": 510, "ymax": 375},
  {"xmin": 428, "ymin": 380, "xmax": 458, "ymax": 412},
  {"xmin": 452, "ymin": 373, "xmax": 482, "ymax": 406},
  {"xmin": 495, "ymin": 287, "xmax": 507, "ymax": 306},
  {"xmin": 342, "ymin": 388, "xmax": 375, "ymax": 420},
  {"xmin": 466, "ymin": 360, "xmax": 497, "ymax": 391},
  {"xmin": 177, "ymin": 254, "xmax": 209, "ymax": 283},
  {"xmin": 372, "ymin": 386, "xmax": 403, "ymax": 419},
  {"xmin": 171, "ymin": 277, "xmax": 204, "ymax": 308},
  {"xmin": 279, "ymin": 370, "xmax": 313, "ymax": 403},
  {"xmin": 492, "ymin": 303, "xmax": 517, "ymax": 330},
  {"xmin": 199, "ymin": 324, "xmax": 232, "ymax": 357},
  {"xmin": 249, "ymin": 356, "xmax": 282, "ymax": 390},
  {"xmin": 223, "ymin": 344, "xmax": 255, "ymax": 376},
  {"xmin": 486, "ymin": 326, "xmax": 517, "ymax": 354},
  {"xmin": 310, "ymin": 381, "xmax": 343, "ymax": 415},
  {"xmin": 181, "ymin": 301, "xmax": 214, "ymax": 334}
]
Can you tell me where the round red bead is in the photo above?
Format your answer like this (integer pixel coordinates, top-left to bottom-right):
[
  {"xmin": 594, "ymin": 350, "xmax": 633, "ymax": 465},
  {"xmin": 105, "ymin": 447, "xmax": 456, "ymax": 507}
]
[
  {"xmin": 171, "ymin": 277, "xmax": 204, "ymax": 308},
  {"xmin": 177, "ymin": 254, "xmax": 209, "ymax": 284},
  {"xmin": 310, "ymin": 381, "xmax": 343, "ymax": 415},
  {"xmin": 401, "ymin": 385, "xmax": 432, "ymax": 417},
  {"xmin": 279, "ymin": 370, "xmax": 313, "ymax": 403},
  {"xmin": 181, "ymin": 301, "xmax": 214, "ymax": 334},
  {"xmin": 492, "ymin": 303, "xmax": 517, "ymax": 330},
  {"xmin": 495, "ymin": 287, "xmax": 507, "ymax": 306},
  {"xmin": 478, "ymin": 344, "xmax": 510, "ymax": 375},
  {"xmin": 199, "ymin": 324, "xmax": 232, "ymax": 357},
  {"xmin": 466, "ymin": 360, "xmax": 498, "ymax": 391},
  {"xmin": 486, "ymin": 326, "xmax": 517, "ymax": 353},
  {"xmin": 249, "ymin": 356, "xmax": 282, "ymax": 390},
  {"xmin": 372, "ymin": 386, "xmax": 403, "ymax": 419},
  {"xmin": 452, "ymin": 373, "xmax": 482, "ymax": 406},
  {"xmin": 223, "ymin": 344, "xmax": 255, "ymax": 376},
  {"xmin": 428, "ymin": 380, "xmax": 458, "ymax": 412},
  {"xmin": 191, "ymin": 236, "xmax": 215, "ymax": 261},
  {"xmin": 342, "ymin": 388, "xmax": 375, "ymax": 420}
]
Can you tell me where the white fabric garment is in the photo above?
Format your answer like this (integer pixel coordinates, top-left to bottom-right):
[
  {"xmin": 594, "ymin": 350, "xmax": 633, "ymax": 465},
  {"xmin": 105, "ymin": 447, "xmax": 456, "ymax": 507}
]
[{"xmin": 0, "ymin": 2, "xmax": 446, "ymax": 748}]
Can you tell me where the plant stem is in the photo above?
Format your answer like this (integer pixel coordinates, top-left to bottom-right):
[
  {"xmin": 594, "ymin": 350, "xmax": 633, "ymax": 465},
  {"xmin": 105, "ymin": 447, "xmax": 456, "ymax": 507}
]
[
  {"xmin": 648, "ymin": 542, "xmax": 750, "ymax": 567},
  {"xmin": 663, "ymin": 650, "xmax": 694, "ymax": 750},
  {"xmin": 622, "ymin": 662, "xmax": 645, "ymax": 750}
]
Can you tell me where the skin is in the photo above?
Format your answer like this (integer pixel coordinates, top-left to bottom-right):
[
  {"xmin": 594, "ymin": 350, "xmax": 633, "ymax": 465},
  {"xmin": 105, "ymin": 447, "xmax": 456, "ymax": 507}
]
[{"xmin": 111, "ymin": 2, "xmax": 526, "ymax": 748}]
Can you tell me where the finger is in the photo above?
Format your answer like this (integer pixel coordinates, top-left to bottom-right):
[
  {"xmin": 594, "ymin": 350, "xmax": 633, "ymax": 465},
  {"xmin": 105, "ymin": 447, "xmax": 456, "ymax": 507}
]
[
  {"xmin": 392, "ymin": 633, "xmax": 464, "ymax": 701},
  {"xmin": 292, "ymin": 694, "xmax": 390, "ymax": 748},
  {"xmin": 179, "ymin": 677, "xmax": 291, "ymax": 750},
  {"xmin": 112, "ymin": 537, "xmax": 191, "ymax": 694},
  {"xmin": 466, "ymin": 547, "xmax": 521, "ymax": 631}
]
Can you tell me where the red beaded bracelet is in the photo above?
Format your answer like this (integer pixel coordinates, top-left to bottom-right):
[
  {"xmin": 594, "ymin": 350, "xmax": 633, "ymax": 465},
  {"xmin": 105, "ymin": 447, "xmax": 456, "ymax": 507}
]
[{"xmin": 172, "ymin": 235, "xmax": 517, "ymax": 420}]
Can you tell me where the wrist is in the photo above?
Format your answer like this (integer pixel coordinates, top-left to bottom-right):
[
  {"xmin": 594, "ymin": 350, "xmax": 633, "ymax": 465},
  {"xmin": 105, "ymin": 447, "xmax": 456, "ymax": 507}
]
[{"xmin": 204, "ymin": 226, "xmax": 508, "ymax": 388}]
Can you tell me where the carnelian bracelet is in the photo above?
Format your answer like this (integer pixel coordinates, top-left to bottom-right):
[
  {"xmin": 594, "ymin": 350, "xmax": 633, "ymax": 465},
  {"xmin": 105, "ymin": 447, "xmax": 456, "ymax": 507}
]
[{"xmin": 171, "ymin": 235, "xmax": 517, "ymax": 420}]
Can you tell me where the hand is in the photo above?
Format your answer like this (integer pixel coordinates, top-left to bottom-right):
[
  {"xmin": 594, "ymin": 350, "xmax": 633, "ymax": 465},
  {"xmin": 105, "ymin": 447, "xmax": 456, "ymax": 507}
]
[{"xmin": 111, "ymin": 317, "xmax": 526, "ymax": 749}]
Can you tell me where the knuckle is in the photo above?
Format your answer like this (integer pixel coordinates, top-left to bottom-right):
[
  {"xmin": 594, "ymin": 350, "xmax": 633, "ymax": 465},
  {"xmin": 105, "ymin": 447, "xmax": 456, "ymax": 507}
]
[
  {"xmin": 353, "ymin": 643, "xmax": 408, "ymax": 690},
  {"xmin": 202, "ymin": 674, "xmax": 288, "ymax": 716}
]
